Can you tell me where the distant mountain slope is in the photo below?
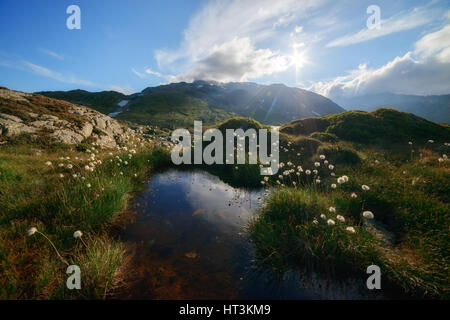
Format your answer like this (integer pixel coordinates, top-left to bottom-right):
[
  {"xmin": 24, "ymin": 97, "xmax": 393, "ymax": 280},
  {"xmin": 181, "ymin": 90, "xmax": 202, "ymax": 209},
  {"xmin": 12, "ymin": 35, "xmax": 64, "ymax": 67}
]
[
  {"xmin": 281, "ymin": 108, "xmax": 450, "ymax": 144},
  {"xmin": 37, "ymin": 89, "xmax": 127, "ymax": 115},
  {"xmin": 141, "ymin": 81, "xmax": 345, "ymax": 125},
  {"xmin": 116, "ymin": 92, "xmax": 236, "ymax": 128},
  {"xmin": 39, "ymin": 81, "xmax": 345, "ymax": 126},
  {"xmin": 335, "ymin": 93, "xmax": 450, "ymax": 124}
]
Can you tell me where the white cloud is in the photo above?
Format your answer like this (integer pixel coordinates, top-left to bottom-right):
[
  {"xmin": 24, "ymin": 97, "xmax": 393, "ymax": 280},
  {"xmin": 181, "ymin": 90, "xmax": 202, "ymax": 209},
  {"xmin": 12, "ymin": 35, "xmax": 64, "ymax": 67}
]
[
  {"xmin": 23, "ymin": 61, "xmax": 94, "ymax": 86},
  {"xmin": 132, "ymin": 67, "xmax": 163, "ymax": 79},
  {"xmin": 155, "ymin": 0, "xmax": 328, "ymax": 82},
  {"xmin": 414, "ymin": 24, "xmax": 450, "ymax": 63},
  {"xmin": 131, "ymin": 68, "xmax": 146, "ymax": 79},
  {"xmin": 312, "ymin": 25, "xmax": 450, "ymax": 97},
  {"xmin": 327, "ymin": 5, "xmax": 438, "ymax": 47},
  {"xmin": 39, "ymin": 48, "xmax": 64, "ymax": 60},
  {"xmin": 145, "ymin": 68, "xmax": 162, "ymax": 77},
  {"xmin": 295, "ymin": 25, "xmax": 303, "ymax": 33},
  {"xmin": 172, "ymin": 37, "xmax": 292, "ymax": 82},
  {"xmin": 106, "ymin": 85, "xmax": 135, "ymax": 95}
]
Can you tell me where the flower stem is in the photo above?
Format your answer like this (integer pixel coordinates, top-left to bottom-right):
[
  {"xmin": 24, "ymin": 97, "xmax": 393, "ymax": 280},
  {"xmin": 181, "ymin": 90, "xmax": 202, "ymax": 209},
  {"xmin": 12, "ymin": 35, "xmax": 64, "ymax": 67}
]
[{"xmin": 36, "ymin": 231, "xmax": 69, "ymax": 266}]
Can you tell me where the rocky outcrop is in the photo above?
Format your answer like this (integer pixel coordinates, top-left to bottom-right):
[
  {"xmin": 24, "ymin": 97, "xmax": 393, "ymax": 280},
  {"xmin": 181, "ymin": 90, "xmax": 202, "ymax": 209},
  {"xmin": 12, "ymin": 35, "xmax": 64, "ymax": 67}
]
[{"xmin": 0, "ymin": 88, "xmax": 135, "ymax": 148}]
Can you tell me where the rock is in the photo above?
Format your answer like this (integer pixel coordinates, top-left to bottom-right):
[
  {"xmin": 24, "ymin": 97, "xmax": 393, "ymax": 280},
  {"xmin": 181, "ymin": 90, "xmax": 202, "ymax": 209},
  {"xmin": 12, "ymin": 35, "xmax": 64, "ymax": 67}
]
[
  {"xmin": 79, "ymin": 122, "xmax": 93, "ymax": 138},
  {"xmin": 51, "ymin": 129, "xmax": 84, "ymax": 144},
  {"xmin": 0, "ymin": 113, "xmax": 23, "ymax": 123},
  {"xmin": 94, "ymin": 117, "xmax": 107, "ymax": 130},
  {"xmin": 0, "ymin": 88, "xmax": 136, "ymax": 149},
  {"xmin": 30, "ymin": 120, "xmax": 56, "ymax": 130},
  {"xmin": 93, "ymin": 134, "xmax": 117, "ymax": 149},
  {"xmin": 0, "ymin": 119, "xmax": 37, "ymax": 136},
  {"xmin": 40, "ymin": 114, "xmax": 60, "ymax": 121},
  {"xmin": 0, "ymin": 88, "xmax": 31, "ymax": 102}
]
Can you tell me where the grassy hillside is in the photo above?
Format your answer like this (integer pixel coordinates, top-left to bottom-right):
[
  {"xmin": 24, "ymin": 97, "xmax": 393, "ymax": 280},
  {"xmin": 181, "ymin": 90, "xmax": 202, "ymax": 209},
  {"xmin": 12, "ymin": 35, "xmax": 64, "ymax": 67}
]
[
  {"xmin": 247, "ymin": 111, "xmax": 450, "ymax": 299},
  {"xmin": 336, "ymin": 92, "xmax": 450, "ymax": 124},
  {"xmin": 38, "ymin": 90, "xmax": 126, "ymax": 115},
  {"xmin": 116, "ymin": 92, "xmax": 236, "ymax": 129},
  {"xmin": 281, "ymin": 108, "xmax": 450, "ymax": 145},
  {"xmin": 0, "ymin": 134, "xmax": 170, "ymax": 299}
]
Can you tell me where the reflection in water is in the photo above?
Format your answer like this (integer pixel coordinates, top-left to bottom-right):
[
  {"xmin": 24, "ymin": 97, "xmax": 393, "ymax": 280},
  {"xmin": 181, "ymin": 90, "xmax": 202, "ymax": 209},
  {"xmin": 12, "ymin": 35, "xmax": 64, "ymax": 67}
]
[{"xmin": 116, "ymin": 169, "xmax": 384, "ymax": 300}]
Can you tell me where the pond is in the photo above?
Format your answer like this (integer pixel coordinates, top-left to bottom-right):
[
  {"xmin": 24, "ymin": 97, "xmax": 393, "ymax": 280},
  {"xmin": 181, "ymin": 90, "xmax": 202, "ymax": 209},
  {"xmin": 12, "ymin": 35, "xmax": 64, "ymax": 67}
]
[{"xmin": 116, "ymin": 168, "xmax": 384, "ymax": 299}]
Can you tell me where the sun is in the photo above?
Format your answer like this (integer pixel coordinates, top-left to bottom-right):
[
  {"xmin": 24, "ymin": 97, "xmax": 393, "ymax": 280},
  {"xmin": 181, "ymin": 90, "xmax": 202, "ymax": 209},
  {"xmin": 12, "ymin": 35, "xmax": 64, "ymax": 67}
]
[{"xmin": 292, "ymin": 49, "xmax": 307, "ymax": 69}]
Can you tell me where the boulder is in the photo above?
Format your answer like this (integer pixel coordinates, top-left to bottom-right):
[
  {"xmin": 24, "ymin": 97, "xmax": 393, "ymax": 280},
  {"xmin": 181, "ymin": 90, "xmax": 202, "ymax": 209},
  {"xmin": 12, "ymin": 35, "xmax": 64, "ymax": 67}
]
[
  {"xmin": 0, "ymin": 119, "xmax": 37, "ymax": 136},
  {"xmin": 51, "ymin": 129, "xmax": 85, "ymax": 144},
  {"xmin": 0, "ymin": 113, "xmax": 23, "ymax": 123},
  {"xmin": 79, "ymin": 122, "xmax": 93, "ymax": 138}
]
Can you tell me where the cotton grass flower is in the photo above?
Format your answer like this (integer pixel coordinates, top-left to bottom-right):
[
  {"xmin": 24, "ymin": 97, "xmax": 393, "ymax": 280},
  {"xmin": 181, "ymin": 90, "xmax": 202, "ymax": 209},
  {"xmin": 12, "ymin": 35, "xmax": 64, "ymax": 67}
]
[
  {"xmin": 45, "ymin": 161, "xmax": 52, "ymax": 166},
  {"xmin": 86, "ymin": 183, "xmax": 91, "ymax": 188},
  {"xmin": 362, "ymin": 185, "xmax": 370, "ymax": 191},
  {"xmin": 328, "ymin": 164, "xmax": 334, "ymax": 170},
  {"xmin": 351, "ymin": 192, "xmax": 358, "ymax": 198},
  {"xmin": 26, "ymin": 227, "xmax": 69, "ymax": 265},
  {"xmin": 73, "ymin": 230, "xmax": 83, "ymax": 238},
  {"xmin": 73, "ymin": 230, "xmax": 87, "ymax": 247},
  {"xmin": 331, "ymin": 183, "xmax": 337, "ymax": 189},
  {"xmin": 320, "ymin": 214, "xmax": 326, "ymax": 220},
  {"xmin": 336, "ymin": 215, "xmax": 345, "ymax": 222},
  {"xmin": 314, "ymin": 162, "xmax": 320, "ymax": 167},
  {"xmin": 313, "ymin": 219, "xmax": 318, "ymax": 225},
  {"xmin": 319, "ymin": 155, "xmax": 326, "ymax": 160},
  {"xmin": 327, "ymin": 219, "xmax": 335, "ymax": 226},
  {"xmin": 346, "ymin": 226, "xmax": 356, "ymax": 234},
  {"xmin": 329, "ymin": 206, "xmax": 336, "ymax": 213},
  {"xmin": 27, "ymin": 227, "xmax": 37, "ymax": 236},
  {"xmin": 363, "ymin": 211, "xmax": 374, "ymax": 219}
]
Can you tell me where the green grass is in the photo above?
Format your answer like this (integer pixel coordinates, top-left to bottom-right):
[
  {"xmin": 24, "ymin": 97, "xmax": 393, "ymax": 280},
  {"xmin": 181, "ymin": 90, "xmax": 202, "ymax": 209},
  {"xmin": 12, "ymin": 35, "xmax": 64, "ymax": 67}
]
[
  {"xmin": 0, "ymin": 137, "xmax": 170, "ymax": 299},
  {"xmin": 280, "ymin": 108, "xmax": 450, "ymax": 145},
  {"xmin": 37, "ymin": 90, "xmax": 126, "ymax": 115},
  {"xmin": 249, "ymin": 138, "xmax": 450, "ymax": 299},
  {"xmin": 117, "ymin": 92, "xmax": 236, "ymax": 129}
]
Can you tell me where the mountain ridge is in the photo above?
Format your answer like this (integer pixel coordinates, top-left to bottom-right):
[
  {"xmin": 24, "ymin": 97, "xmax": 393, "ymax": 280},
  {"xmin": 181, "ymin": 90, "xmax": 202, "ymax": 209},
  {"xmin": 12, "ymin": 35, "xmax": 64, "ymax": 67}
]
[{"xmin": 38, "ymin": 81, "xmax": 345, "ymax": 126}]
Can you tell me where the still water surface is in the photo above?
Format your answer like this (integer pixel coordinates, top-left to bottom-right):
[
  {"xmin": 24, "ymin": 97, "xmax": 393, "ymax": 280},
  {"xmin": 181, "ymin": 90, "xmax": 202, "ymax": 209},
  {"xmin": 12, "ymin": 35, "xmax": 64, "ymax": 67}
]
[{"xmin": 118, "ymin": 169, "xmax": 382, "ymax": 299}]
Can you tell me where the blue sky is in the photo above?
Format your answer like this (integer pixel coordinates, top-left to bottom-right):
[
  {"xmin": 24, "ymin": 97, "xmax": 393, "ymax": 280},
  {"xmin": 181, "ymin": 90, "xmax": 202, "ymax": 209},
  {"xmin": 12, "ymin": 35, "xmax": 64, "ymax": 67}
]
[{"xmin": 1, "ymin": 0, "xmax": 449, "ymax": 99}]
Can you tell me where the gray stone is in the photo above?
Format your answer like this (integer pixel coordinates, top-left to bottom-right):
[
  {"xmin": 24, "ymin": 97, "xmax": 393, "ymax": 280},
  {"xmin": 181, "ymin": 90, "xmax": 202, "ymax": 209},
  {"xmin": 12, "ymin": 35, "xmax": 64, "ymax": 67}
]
[
  {"xmin": 0, "ymin": 113, "xmax": 23, "ymax": 123},
  {"xmin": 51, "ymin": 129, "xmax": 85, "ymax": 144},
  {"xmin": 0, "ymin": 119, "xmax": 37, "ymax": 136}
]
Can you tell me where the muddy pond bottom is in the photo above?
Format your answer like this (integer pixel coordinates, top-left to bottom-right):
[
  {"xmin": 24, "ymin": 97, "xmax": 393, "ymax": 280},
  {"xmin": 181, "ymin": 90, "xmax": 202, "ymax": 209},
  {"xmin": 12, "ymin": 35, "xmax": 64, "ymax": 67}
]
[{"xmin": 116, "ymin": 169, "xmax": 383, "ymax": 300}]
